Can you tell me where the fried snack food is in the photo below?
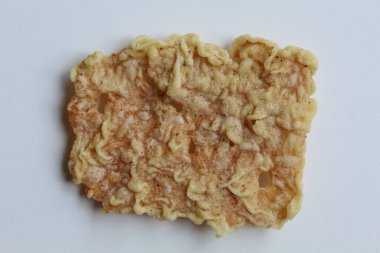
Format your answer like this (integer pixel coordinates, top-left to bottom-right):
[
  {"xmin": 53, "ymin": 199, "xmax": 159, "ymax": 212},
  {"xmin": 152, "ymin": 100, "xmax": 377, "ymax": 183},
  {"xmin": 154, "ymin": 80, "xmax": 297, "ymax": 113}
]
[{"xmin": 68, "ymin": 34, "xmax": 317, "ymax": 236}]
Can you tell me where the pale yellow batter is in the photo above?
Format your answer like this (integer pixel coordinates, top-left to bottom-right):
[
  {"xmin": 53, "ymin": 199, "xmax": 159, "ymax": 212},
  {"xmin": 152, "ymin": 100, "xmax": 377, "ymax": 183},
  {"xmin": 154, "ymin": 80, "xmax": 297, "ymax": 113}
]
[{"xmin": 68, "ymin": 34, "xmax": 317, "ymax": 236}]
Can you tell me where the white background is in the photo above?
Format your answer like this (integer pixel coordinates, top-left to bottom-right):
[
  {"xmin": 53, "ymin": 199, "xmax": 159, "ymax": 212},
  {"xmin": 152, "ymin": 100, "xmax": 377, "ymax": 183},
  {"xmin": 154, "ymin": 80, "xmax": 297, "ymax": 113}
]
[{"xmin": 1, "ymin": 0, "xmax": 379, "ymax": 252}]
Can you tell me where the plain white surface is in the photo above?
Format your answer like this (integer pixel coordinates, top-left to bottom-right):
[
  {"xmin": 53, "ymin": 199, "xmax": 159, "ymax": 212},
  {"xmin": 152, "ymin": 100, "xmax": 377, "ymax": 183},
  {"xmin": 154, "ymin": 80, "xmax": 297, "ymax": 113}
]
[{"xmin": 1, "ymin": 0, "xmax": 379, "ymax": 252}]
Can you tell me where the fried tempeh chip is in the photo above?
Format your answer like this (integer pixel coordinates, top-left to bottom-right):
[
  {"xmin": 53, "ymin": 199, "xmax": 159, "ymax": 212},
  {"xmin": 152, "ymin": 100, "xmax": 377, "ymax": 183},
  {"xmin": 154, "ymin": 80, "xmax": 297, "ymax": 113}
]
[{"xmin": 67, "ymin": 34, "xmax": 317, "ymax": 236}]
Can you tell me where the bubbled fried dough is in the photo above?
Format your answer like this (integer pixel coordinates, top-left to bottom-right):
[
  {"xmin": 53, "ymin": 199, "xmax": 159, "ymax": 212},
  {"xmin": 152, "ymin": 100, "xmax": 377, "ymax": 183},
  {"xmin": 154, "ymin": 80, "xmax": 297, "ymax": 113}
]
[{"xmin": 67, "ymin": 34, "xmax": 317, "ymax": 236}]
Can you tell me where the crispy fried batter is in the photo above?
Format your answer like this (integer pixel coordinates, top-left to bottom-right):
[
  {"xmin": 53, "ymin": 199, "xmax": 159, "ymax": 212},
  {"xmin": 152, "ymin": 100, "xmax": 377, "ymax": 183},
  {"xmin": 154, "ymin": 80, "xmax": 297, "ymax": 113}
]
[{"xmin": 67, "ymin": 34, "xmax": 317, "ymax": 236}]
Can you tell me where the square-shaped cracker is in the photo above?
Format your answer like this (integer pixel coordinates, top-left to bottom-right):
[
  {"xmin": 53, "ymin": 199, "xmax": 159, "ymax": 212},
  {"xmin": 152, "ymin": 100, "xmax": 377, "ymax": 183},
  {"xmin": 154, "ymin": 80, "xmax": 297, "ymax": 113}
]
[{"xmin": 68, "ymin": 34, "xmax": 317, "ymax": 236}]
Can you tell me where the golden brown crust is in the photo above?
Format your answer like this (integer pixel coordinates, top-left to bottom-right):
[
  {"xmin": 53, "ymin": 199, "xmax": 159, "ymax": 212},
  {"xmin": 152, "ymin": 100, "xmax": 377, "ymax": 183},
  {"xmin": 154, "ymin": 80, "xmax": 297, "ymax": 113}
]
[{"xmin": 67, "ymin": 34, "xmax": 317, "ymax": 236}]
